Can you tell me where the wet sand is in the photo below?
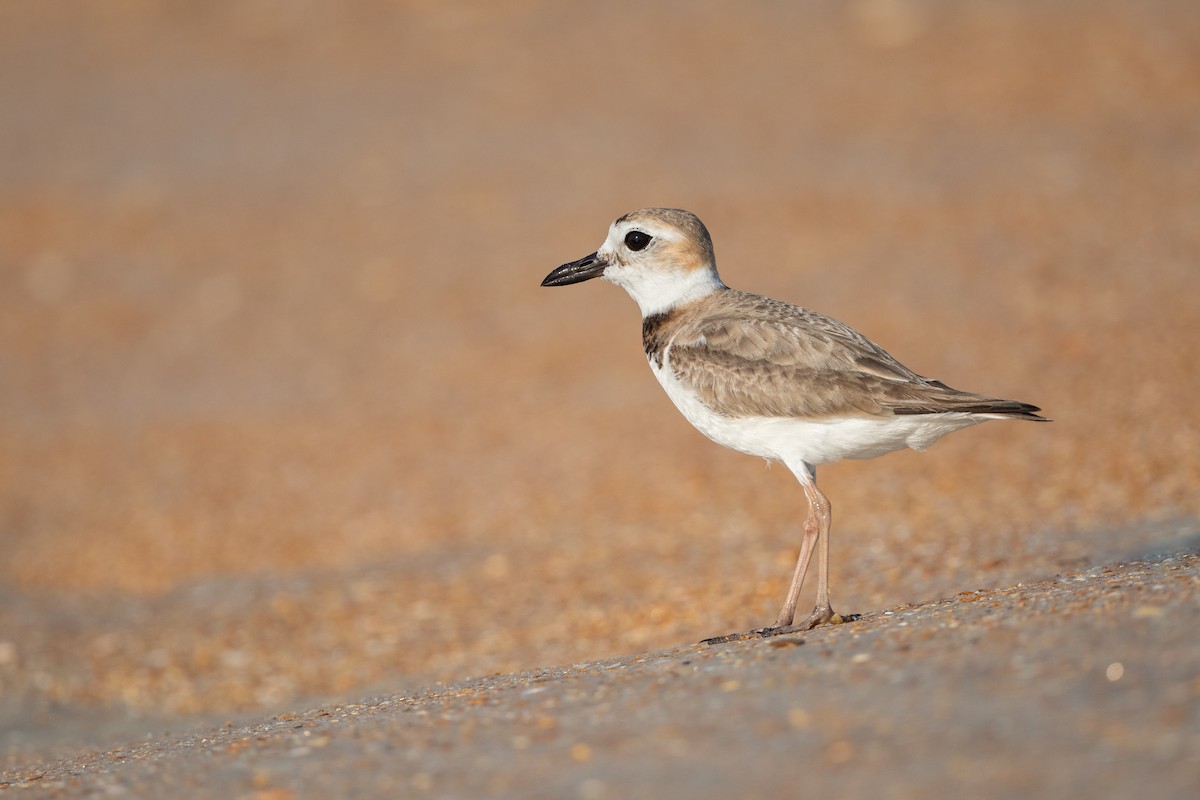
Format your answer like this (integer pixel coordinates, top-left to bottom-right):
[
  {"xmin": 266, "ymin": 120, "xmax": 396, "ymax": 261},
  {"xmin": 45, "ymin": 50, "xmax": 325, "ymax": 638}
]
[{"xmin": 5, "ymin": 553, "xmax": 1199, "ymax": 798}]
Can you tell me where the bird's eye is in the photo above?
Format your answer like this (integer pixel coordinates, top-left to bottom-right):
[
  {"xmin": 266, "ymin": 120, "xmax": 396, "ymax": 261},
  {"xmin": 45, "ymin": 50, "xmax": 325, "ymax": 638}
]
[{"xmin": 624, "ymin": 230, "xmax": 652, "ymax": 251}]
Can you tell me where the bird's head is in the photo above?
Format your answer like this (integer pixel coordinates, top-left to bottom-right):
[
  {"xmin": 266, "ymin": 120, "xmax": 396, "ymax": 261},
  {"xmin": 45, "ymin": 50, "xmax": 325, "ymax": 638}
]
[{"xmin": 541, "ymin": 208, "xmax": 725, "ymax": 316}]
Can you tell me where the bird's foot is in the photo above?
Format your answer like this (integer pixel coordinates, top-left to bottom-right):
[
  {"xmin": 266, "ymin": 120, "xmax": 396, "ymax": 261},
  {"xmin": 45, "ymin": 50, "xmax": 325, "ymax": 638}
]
[
  {"xmin": 700, "ymin": 606, "xmax": 859, "ymax": 645},
  {"xmin": 767, "ymin": 603, "xmax": 838, "ymax": 636}
]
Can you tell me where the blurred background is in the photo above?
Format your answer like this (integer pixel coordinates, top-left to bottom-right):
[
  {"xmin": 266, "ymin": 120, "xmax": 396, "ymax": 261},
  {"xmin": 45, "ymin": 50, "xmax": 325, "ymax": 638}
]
[{"xmin": 2, "ymin": 0, "xmax": 1198, "ymax": 757}]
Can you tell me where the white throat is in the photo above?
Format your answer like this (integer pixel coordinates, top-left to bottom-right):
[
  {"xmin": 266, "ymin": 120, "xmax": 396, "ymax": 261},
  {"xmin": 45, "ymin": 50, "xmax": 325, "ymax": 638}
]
[{"xmin": 604, "ymin": 265, "xmax": 726, "ymax": 317}]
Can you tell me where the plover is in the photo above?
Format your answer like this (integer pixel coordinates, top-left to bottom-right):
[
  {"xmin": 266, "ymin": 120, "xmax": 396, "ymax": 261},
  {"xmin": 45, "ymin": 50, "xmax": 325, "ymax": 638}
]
[{"xmin": 541, "ymin": 208, "xmax": 1047, "ymax": 641}]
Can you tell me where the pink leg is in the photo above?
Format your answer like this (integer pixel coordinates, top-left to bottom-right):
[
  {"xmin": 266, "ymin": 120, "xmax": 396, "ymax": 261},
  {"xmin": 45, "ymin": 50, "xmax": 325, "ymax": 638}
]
[
  {"xmin": 767, "ymin": 462, "xmax": 836, "ymax": 634},
  {"xmin": 772, "ymin": 496, "xmax": 819, "ymax": 627},
  {"xmin": 701, "ymin": 462, "xmax": 839, "ymax": 645}
]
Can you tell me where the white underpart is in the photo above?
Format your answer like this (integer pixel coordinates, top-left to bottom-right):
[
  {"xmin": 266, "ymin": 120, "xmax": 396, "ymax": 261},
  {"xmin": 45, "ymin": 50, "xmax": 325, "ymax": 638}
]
[{"xmin": 650, "ymin": 349, "xmax": 986, "ymax": 467}]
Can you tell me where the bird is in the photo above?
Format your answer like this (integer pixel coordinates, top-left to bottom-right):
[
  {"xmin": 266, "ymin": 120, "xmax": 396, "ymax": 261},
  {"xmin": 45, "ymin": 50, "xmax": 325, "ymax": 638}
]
[{"xmin": 541, "ymin": 208, "xmax": 1048, "ymax": 642}]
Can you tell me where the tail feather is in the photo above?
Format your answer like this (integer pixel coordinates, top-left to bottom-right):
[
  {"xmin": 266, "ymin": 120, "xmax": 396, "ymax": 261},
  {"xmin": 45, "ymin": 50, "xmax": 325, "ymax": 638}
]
[{"xmin": 893, "ymin": 397, "xmax": 1049, "ymax": 421}]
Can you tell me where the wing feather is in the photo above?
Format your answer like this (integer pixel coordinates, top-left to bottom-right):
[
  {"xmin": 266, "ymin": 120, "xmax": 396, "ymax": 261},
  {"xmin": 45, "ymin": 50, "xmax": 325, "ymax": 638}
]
[{"xmin": 667, "ymin": 291, "xmax": 1045, "ymax": 420}]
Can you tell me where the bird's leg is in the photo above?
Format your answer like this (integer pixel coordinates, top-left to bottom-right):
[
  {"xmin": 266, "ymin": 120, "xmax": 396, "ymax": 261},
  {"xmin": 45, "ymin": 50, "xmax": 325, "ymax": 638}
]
[
  {"xmin": 762, "ymin": 464, "xmax": 837, "ymax": 635},
  {"xmin": 701, "ymin": 463, "xmax": 840, "ymax": 645},
  {"xmin": 771, "ymin": 501, "xmax": 820, "ymax": 628}
]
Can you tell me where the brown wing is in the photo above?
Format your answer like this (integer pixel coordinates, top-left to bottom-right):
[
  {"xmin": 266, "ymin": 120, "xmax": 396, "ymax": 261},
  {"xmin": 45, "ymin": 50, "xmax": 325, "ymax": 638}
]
[{"xmin": 668, "ymin": 291, "xmax": 1045, "ymax": 420}]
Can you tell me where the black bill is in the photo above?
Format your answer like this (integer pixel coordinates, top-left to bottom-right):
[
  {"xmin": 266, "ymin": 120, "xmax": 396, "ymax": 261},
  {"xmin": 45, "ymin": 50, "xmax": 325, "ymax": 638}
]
[{"xmin": 541, "ymin": 252, "xmax": 606, "ymax": 287}]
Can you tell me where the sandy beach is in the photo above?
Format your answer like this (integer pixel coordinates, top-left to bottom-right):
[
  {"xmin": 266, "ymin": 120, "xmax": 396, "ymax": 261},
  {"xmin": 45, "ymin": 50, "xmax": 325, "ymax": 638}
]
[{"xmin": 2, "ymin": 1, "xmax": 1198, "ymax": 796}]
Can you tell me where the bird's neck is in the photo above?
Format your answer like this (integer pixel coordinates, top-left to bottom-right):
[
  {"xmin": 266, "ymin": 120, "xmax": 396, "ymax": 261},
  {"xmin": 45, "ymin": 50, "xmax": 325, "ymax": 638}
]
[{"xmin": 610, "ymin": 266, "xmax": 726, "ymax": 318}]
